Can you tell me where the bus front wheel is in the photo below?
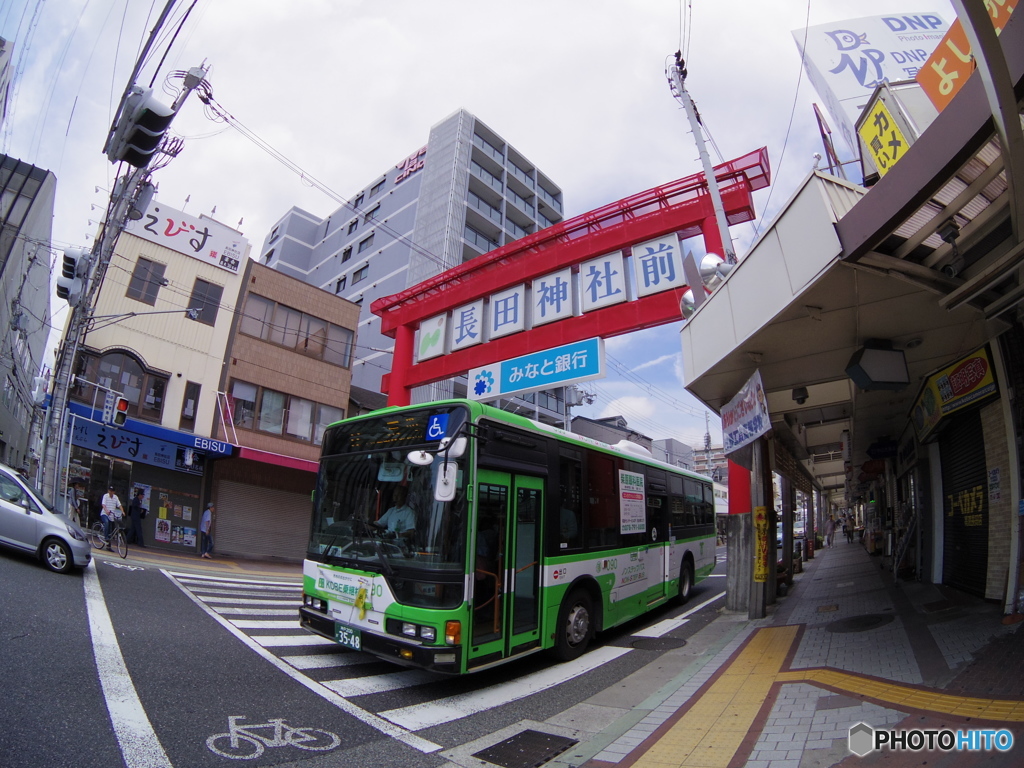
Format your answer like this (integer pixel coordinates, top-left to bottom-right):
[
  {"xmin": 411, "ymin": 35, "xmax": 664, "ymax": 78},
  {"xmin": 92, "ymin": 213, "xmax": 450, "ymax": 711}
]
[
  {"xmin": 678, "ymin": 560, "xmax": 694, "ymax": 604},
  {"xmin": 552, "ymin": 588, "xmax": 594, "ymax": 662}
]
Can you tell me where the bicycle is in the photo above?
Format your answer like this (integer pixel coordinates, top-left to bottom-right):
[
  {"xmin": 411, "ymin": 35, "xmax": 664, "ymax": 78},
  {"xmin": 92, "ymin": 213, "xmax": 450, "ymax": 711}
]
[
  {"xmin": 206, "ymin": 716, "xmax": 340, "ymax": 759},
  {"xmin": 89, "ymin": 520, "xmax": 128, "ymax": 559}
]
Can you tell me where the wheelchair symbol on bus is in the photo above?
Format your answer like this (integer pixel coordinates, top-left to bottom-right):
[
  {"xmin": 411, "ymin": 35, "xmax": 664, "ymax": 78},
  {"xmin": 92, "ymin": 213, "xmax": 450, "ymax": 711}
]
[{"xmin": 426, "ymin": 414, "xmax": 448, "ymax": 441}]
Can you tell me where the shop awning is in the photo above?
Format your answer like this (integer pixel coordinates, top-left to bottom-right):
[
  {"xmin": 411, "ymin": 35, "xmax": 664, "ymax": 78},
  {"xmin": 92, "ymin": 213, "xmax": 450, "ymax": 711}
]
[{"xmin": 236, "ymin": 447, "xmax": 318, "ymax": 473}]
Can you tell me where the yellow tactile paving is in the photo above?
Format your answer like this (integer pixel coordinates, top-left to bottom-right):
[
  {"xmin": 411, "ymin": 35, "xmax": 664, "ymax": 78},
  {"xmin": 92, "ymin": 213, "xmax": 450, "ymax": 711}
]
[
  {"xmin": 777, "ymin": 668, "xmax": 1024, "ymax": 722},
  {"xmin": 622, "ymin": 624, "xmax": 1024, "ymax": 768},
  {"xmin": 630, "ymin": 625, "xmax": 799, "ymax": 768}
]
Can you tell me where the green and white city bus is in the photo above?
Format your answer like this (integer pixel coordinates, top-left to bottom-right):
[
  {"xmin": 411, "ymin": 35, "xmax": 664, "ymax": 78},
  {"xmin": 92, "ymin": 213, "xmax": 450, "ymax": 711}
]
[{"xmin": 300, "ymin": 399, "xmax": 716, "ymax": 674}]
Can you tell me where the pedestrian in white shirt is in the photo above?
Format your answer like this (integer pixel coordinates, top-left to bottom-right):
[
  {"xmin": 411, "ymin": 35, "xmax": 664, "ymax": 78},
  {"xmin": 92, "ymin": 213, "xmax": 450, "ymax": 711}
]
[{"xmin": 100, "ymin": 486, "xmax": 123, "ymax": 550}]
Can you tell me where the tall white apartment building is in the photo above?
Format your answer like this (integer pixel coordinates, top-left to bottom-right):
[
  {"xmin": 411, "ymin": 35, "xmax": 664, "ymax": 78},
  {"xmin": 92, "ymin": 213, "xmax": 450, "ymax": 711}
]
[{"xmin": 259, "ymin": 109, "xmax": 565, "ymax": 413}]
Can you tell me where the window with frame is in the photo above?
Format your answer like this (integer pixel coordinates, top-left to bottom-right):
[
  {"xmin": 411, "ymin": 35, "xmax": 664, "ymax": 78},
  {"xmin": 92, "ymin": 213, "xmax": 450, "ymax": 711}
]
[
  {"xmin": 238, "ymin": 294, "xmax": 353, "ymax": 367},
  {"xmin": 126, "ymin": 257, "xmax": 166, "ymax": 305},
  {"xmin": 351, "ymin": 265, "xmax": 368, "ymax": 284},
  {"xmin": 347, "ymin": 220, "xmax": 358, "ymax": 235},
  {"xmin": 188, "ymin": 278, "xmax": 223, "ymax": 325},
  {"xmin": 352, "ymin": 193, "xmax": 364, "ymax": 208},
  {"xmin": 369, "ymin": 179, "xmax": 385, "ymax": 197},
  {"xmin": 71, "ymin": 351, "xmax": 168, "ymax": 422},
  {"xmin": 363, "ymin": 205, "xmax": 380, "ymax": 223},
  {"xmin": 357, "ymin": 234, "xmax": 374, "ymax": 253},
  {"xmin": 179, "ymin": 381, "xmax": 201, "ymax": 432},
  {"xmin": 239, "ymin": 294, "xmax": 274, "ymax": 338},
  {"xmin": 230, "ymin": 380, "xmax": 342, "ymax": 445},
  {"xmin": 334, "ymin": 276, "xmax": 346, "ymax": 294},
  {"xmin": 341, "ymin": 246, "xmax": 352, "ymax": 263},
  {"xmin": 230, "ymin": 381, "xmax": 257, "ymax": 429},
  {"xmin": 258, "ymin": 388, "xmax": 286, "ymax": 435}
]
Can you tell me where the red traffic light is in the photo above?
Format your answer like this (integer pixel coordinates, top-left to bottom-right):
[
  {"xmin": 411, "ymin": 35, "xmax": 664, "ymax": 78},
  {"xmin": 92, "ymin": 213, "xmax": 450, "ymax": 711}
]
[{"xmin": 112, "ymin": 396, "xmax": 130, "ymax": 427}]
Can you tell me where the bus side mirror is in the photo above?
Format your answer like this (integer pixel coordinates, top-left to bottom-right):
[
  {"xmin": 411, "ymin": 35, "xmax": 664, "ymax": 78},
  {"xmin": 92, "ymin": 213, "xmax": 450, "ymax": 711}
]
[
  {"xmin": 434, "ymin": 461, "xmax": 457, "ymax": 503},
  {"xmin": 439, "ymin": 436, "xmax": 467, "ymax": 458}
]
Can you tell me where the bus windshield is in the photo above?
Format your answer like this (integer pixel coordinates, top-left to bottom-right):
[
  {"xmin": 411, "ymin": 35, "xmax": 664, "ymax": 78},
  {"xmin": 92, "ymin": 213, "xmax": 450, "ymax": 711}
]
[{"xmin": 308, "ymin": 406, "xmax": 469, "ymax": 577}]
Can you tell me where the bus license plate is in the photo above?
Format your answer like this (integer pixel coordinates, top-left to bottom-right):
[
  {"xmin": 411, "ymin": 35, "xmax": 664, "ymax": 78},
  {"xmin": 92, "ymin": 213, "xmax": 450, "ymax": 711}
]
[{"xmin": 335, "ymin": 623, "xmax": 361, "ymax": 651}]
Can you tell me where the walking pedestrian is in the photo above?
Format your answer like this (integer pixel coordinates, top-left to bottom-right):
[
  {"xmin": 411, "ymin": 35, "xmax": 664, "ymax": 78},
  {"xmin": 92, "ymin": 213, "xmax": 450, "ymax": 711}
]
[
  {"xmin": 127, "ymin": 489, "xmax": 147, "ymax": 548},
  {"xmin": 824, "ymin": 515, "xmax": 836, "ymax": 548},
  {"xmin": 200, "ymin": 503, "xmax": 214, "ymax": 559},
  {"xmin": 67, "ymin": 481, "xmax": 84, "ymax": 527},
  {"xmin": 100, "ymin": 486, "xmax": 124, "ymax": 550}
]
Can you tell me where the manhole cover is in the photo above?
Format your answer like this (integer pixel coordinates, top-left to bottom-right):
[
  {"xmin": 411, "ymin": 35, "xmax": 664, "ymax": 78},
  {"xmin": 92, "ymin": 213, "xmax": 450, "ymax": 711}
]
[
  {"xmin": 817, "ymin": 604, "xmax": 839, "ymax": 613},
  {"xmin": 631, "ymin": 637, "xmax": 688, "ymax": 651},
  {"xmin": 472, "ymin": 730, "xmax": 578, "ymax": 768},
  {"xmin": 826, "ymin": 614, "xmax": 895, "ymax": 633}
]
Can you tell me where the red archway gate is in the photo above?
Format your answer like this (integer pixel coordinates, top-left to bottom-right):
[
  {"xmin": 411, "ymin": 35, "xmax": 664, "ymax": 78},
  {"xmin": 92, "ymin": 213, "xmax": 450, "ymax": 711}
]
[{"xmin": 372, "ymin": 148, "xmax": 770, "ymax": 405}]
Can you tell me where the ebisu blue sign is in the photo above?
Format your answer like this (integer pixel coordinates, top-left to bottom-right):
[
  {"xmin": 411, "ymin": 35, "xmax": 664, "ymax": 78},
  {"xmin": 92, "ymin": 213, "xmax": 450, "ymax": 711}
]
[{"xmin": 467, "ymin": 337, "xmax": 605, "ymax": 401}]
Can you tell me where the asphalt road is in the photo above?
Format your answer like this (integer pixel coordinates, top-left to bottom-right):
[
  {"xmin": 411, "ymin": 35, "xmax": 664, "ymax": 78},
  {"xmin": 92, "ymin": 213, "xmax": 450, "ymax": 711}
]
[{"xmin": 0, "ymin": 544, "xmax": 729, "ymax": 767}]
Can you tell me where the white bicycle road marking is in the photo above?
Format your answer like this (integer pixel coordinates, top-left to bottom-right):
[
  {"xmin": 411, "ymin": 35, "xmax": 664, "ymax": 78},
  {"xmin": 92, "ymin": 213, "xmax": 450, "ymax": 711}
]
[
  {"xmin": 84, "ymin": 566, "xmax": 173, "ymax": 768},
  {"xmin": 206, "ymin": 715, "xmax": 339, "ymax": 760},
  {"xmin": 164, "ymin": 570, "xmax": 441, "ymax": 754}
]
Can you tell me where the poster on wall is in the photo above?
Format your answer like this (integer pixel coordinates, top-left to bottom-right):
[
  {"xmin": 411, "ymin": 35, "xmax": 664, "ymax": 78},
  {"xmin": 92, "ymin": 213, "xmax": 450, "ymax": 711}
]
[
  {"xmin": 619, "ymin": 470, "xmax": 646, "ymax": 534},
  {"xmin": 155, "ymin": 519, "xmax": 171, "ymax": 543}
]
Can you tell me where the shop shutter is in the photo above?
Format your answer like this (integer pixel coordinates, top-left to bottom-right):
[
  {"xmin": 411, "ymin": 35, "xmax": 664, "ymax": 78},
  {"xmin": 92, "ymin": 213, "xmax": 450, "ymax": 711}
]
[
  {"xmin": 939, "ymin": 409, "xmax": 988, "ymax": 597},
  {"xmin": 216, "ymin": 480, "xmax": 311, "ymax": 560}
]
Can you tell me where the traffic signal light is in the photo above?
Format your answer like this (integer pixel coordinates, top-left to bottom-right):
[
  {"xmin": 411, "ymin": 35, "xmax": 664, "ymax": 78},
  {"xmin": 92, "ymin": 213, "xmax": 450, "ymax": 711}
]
[
  {"xmin": 112, "ymin": 396, "xmax": 130, "ymax": 427},
  {"xmin": 106, "ymin": 86, "xmax": 176, "ymax": 167},
  {"xmin": 55, "ymin": 247, "xmax": 90, "ymax": 305}
]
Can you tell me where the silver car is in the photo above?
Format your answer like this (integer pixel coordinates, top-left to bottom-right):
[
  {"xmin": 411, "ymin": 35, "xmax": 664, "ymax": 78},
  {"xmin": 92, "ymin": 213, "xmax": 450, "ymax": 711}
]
[{"xmin": 0, "ymin": 465, "xmax": 92, "ymax": 573}]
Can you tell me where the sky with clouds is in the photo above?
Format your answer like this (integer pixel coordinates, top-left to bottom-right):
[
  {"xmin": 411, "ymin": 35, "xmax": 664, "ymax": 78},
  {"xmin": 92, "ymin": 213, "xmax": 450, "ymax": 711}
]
[{"xmin": 2, "ymin": 0, "xmax": 954, "ymax": 449}]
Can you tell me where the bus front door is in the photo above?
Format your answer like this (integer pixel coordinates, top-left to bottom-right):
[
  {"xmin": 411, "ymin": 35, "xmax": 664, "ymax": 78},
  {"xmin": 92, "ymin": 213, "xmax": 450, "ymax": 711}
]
[{"xmin": 469, "ymin": 471, "xmax": 543, "ymax": 668}]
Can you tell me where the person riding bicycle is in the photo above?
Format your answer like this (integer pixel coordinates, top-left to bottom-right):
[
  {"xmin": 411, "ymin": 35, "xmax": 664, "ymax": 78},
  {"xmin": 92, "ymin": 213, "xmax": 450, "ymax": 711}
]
[{"xmin": 100, "ymin": 486, "xmax": 124, "ymax": 551}]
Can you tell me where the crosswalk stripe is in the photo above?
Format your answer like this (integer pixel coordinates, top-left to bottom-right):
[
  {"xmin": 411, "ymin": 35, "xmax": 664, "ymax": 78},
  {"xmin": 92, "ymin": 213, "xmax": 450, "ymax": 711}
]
[
  {"xmin": 230, "ymin": 619, "xmax": 302, "ymax": 630},
  {"xmin": 173, "ymin": 578, "xmax": 297, "ymax": 591},
  {"xmin": 280, "ymin": 652, "xmax": 377, "ymax": 670},
  {"xmin": 199, "ymin": 595, "xmax": 300, "ymax": 606},
  {"xmin": 167, "ymin": 571, "xmax": 298, "ymax": 587},
  {"xmin": 214, "ymin": 607, "xmax": 298, "ymax": 616},
  {"xmin": 175, "ymin": 586, "xmax": 300, "ymax": 598},
  {"xmin": 252, "ymin": 634, "xmax": 336, "ymax": 647},
  {"xmin": 324, "ymin": 669, "xmax": 443, "ymax": 697}
]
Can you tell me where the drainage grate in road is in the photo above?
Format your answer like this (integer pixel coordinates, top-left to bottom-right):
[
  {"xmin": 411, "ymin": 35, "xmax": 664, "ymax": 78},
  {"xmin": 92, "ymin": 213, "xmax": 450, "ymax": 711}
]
[
  {"xmin": 817, "ymin": 604, "xmax": 839, "ymax": 612},
  {"xmin": 631, "ymin": 637, "xmax": 687, "ymax": 651},
  {"xmin": 472, "ymin": 730, "xmax": 579, "ymax": 768},
  {"xmin": 826, "ymin": 613, "xmax": 895, "ymax": 633}
]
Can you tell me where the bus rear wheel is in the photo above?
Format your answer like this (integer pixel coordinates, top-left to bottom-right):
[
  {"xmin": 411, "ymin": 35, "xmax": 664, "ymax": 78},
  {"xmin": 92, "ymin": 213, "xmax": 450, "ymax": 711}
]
[
  {"xmin": 552, "ymin": 588, "xmax": 594, "ymax": 662},
  {"xmin": 677, "ymin": 560, "xmax": 694, "ymax": 604}
]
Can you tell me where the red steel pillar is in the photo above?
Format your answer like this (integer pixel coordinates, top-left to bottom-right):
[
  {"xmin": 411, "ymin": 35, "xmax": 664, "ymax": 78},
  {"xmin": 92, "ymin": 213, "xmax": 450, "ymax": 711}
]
[{"xmin": 387, "ymin": 324, "xmax": 415, "ymax": 406}]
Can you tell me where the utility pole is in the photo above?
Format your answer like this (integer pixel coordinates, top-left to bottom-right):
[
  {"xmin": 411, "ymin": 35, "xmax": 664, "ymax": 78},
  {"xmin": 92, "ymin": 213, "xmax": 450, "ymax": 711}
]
[
  {"xmin": 667, "ymin": 51, "xmax": 737, "ymax": 266},
  {"xmin": 40, "ymin": 65, "xmax": 208, "ymax": 500}
]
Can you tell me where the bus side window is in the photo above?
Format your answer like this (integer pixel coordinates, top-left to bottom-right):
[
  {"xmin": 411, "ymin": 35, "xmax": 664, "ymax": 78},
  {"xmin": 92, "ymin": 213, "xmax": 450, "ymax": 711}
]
[
  {"xmin": 586, "ymin": 454, "xmax": 621, "ymax": 549},
  {"xmin": 558, "ymin": 455, "xmax": 582, "ymax": 550}
]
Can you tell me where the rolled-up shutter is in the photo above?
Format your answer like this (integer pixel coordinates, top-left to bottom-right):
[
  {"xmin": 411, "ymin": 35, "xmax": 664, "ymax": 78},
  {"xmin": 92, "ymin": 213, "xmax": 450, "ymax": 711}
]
[
  {"xmin": 215, "ymin": 480, "xmax": 310, "ymax": 560},
  {"xmin": 940, "ymin": 409, "xmax": 988, "ymax": 597}
]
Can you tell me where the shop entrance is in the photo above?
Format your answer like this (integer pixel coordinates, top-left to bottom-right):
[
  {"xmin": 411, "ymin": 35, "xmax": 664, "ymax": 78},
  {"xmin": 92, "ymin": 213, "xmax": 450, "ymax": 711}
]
[{"xmin": 83, "ymin": 454, "xmax": 132, "ymax": 526}]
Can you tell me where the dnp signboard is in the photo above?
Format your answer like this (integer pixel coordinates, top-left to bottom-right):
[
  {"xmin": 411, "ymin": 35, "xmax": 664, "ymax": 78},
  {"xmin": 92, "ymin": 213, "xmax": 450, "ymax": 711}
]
[{"xmin": 468, "ymin": 338, "xmax": 604, "ymax": 401}]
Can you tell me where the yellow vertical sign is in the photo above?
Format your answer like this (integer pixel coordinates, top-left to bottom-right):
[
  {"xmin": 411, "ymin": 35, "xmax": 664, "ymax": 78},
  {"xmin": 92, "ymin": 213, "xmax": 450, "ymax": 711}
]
[
  {"xmin": 858, "ymin": 99, "xmax": 909, "ymax": 178},
  {"xmin": 753, "ymin": 506, "xmax": 768, "ymax": 583}
]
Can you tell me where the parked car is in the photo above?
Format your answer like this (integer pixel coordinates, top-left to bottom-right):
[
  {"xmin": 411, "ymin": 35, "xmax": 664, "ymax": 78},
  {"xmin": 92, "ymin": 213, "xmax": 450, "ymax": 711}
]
[{"xmin": 0, "ymin": 464, "xmax": 91, "ymax": 573}]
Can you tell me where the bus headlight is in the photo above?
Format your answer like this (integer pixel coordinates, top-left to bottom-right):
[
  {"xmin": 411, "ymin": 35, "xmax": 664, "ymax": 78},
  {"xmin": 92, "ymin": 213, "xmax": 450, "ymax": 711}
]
[
  {"xmin": 303, "ymin": 595, "xmax": 327, "ymax": 612},
  {"xmin": 419, "ymin": 626, "xmax": 436, "ymax": 642},
  {"xmin": 402, "ymin": 622, "xmax": 418, "ymax": 638}
]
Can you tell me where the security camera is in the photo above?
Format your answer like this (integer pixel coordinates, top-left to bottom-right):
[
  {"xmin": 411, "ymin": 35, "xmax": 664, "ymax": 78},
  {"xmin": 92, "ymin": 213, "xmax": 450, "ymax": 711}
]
[{"xmin": 792, "ymin": 387, "xmax": 809, "ymax": 405}]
